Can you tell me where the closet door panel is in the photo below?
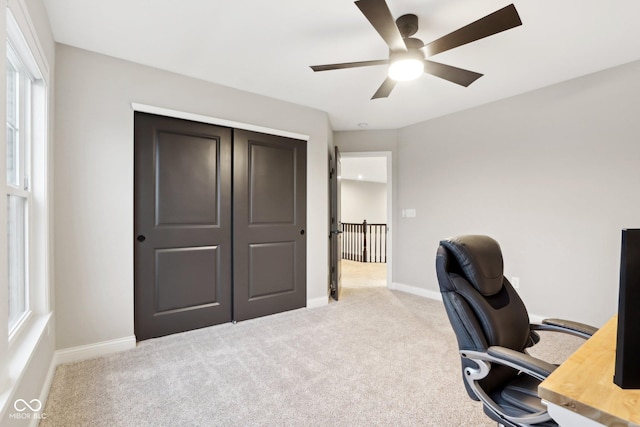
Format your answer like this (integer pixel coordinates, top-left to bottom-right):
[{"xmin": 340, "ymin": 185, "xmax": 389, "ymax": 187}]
[
  {"xmin": 134, "ymin": 112, "xmax": 232, "ymax": 340},
  {"xmin": 233, "ymin": 130, "xmax": 307, "ymax": 321}
]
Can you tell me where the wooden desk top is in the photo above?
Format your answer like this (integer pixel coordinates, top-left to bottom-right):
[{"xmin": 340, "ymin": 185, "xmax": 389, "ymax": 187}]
[{"xmin": 539, "ymin": 316, "xmax": 640, "ymax": 426}]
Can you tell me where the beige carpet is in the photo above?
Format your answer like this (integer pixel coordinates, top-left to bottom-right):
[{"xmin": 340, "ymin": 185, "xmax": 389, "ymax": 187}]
[
  {"xmin": 40, "ymin": 282, "xmax": 583, "ymax": 427},
  {"xmin": 341, "ymin": 260, "xmax": 386, "ymax": 289}
]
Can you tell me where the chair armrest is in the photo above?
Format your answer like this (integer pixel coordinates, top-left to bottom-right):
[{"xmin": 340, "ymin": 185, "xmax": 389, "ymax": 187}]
[
  {"xmin": 531, "ymin": 318, "xmax": 598, "ymax": 339},
  {"xmin": 461, "ymin": 347, "xmax": 556, "ymax": 381},
  {"xmin": 487, "ymin": 346, "xmax": 556, "ymax": 378}
]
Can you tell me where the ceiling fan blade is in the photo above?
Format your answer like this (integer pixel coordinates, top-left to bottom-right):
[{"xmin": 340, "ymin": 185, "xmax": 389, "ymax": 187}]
[
  {"xmin": 423, "ymin": 4, "xmax": 522, "ymax": 57},
  {"xmin": 424, "ymin": 60, "xmax": 483, "ymax": 87},
  {"xmin": 372, "ymin": 77, "xmax": 396, "ymax": 99},
  {"xmin": 310, "ymin": 59, "xmax": 388, "ymax": 72},
  {"xmin": 355, "ymin": 0, "xmax": 407, "ymax": 52}
]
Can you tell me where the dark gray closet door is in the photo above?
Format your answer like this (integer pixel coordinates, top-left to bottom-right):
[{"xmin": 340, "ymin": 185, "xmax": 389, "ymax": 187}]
[
  {"xmin": 233, "ymin": 130, "xmax": 307, "ymax": 321},
  {"xmin": 134, "ymin": 112, "xmax": 232, "ymax": 340}
]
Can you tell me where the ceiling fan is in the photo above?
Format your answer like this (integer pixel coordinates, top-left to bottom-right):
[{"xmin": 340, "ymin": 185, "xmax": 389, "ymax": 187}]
[{"xmin": 310, "ymin": 0, "xmax": 522, "ymax": 99}]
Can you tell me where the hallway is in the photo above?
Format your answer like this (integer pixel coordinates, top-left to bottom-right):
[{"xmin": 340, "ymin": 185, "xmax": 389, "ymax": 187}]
[{"xmin": 341, "ymin": 260, "xmax": 386, "ymax": 289}]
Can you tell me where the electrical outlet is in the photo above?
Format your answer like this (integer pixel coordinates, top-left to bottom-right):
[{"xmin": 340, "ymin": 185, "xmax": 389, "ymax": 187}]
[{"xmin": 511, "ymin": 277, "xmax": 520, "ymax": 289}]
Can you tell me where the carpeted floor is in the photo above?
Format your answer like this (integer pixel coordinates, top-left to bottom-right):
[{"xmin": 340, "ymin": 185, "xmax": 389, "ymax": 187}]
[
  {"xmin": 340, "ymin": 260, "xmax": 387, "ymax": 288},
  {"xmin": 40, "ymin": 277, "xmax": 583, "ymax": 427}
]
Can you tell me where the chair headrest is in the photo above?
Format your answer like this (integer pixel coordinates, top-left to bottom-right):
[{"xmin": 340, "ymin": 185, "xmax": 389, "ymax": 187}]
[{"xmin": 440, "ymin": 235, "xmax": 504, "ymax": 296}]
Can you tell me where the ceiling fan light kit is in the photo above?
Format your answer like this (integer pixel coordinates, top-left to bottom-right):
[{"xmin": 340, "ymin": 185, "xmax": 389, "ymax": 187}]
[
  {"xmin": 310, "ymin": 0, "xmax": 522, "ymax": 99},
  {"xmin": 388, "ymin": 50, "xmax": 424, "ymax": 81}
]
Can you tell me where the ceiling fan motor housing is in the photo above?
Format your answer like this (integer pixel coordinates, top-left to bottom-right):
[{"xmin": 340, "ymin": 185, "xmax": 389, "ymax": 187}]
[
  {"xmin": 389, "ymin": 48, "xmax": 424, "ymax": 64},
  {"xmin": 396, "ymin": 13, "xmax": 418, "ymax": 39}
]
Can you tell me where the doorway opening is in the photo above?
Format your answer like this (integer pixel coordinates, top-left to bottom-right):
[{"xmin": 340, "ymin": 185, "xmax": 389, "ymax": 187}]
[{"xmin": 339, "ymin": 152, "xmax": 392, "ymax": 291}]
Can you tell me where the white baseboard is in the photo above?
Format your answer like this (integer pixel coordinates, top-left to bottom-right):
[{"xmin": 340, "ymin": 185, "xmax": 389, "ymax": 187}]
[
  {"xmin": 529, "ymin": 314, "xmax": 546, "ymax": 324},
  {"xmin": 307, "ymin": 296, "xmax": 329, "ymax": 309},
  {"xmin": 390, "ymin": 282, "xmax": 443, "ymax": 301},
  {"xmin": 390, "ymin": 282, "xmax": 547, "ymax": 323},
  {"xmin": 54, "ymin": 336, "xmax": 136, "ymax": 366}
]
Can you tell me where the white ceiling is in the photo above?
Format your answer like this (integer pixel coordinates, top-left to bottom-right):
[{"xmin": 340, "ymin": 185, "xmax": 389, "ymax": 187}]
[
  {"xmin": 42, "ymin": 0, "xmax": 640, "ymax": 131},
  {"xmin": 340, "ymin": 157, "xmax": 387, "ymax": 183}
]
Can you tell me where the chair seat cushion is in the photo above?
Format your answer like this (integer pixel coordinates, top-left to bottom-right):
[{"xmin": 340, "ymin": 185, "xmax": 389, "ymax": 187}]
[
  {"xmin": 501, "ymin": 374, "xmax": 546, "ymax": 413},
  {"xmin": 484, "ymin": 374, "xmax": 558, "ymax": 426}
]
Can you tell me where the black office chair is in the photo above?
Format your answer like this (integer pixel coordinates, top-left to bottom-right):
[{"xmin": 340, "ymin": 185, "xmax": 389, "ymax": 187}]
[{"xmin": 436, "ymin": 235, "xmax": 598, "ymax": 427}]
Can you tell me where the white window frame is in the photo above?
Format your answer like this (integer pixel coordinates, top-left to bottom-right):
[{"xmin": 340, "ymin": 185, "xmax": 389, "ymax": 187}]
[
  {"xmin": 0, "ymin": 0, "xmax": 51, "ymax": 404},
  {"xmin": 6, "ymin": 36, "xmax": 34, "ymax": 337}
]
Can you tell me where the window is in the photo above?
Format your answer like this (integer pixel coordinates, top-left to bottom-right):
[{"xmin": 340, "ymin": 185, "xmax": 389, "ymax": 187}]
[
  {"xmin": 0, "ymin": 2, "xmax": 51, "ymax": 414},
  {"xmin": 5, "ymin": 12, "xmax": 42, "ymax": 336}
]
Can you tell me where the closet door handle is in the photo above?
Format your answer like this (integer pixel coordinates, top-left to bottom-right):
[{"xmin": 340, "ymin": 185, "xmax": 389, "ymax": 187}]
[{"xmin": 137, "ymin": 235, "xmax": 146, "ymax": 242}]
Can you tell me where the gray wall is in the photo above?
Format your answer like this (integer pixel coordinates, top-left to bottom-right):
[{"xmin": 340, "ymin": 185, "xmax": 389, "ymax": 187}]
[
  {"xmin": 394, "ymin": 59, "xmax": 640, "ymax": 326},
  {"xmin": 334, "ymin": 130, "xmax": 398, "ymax": 153},
  {"xmin": 54, "ymin": 44, "xmax": 331, "ymax": 349},
  {"xmin": 341, "ymin": 179, "xmax": 387, "ymax": 224}
]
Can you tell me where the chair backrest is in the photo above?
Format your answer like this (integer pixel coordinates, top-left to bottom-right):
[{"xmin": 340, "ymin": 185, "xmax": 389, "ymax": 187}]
[{"xmin": 436, "ymin": 235, "xmax": 532, "ymax": 398}]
